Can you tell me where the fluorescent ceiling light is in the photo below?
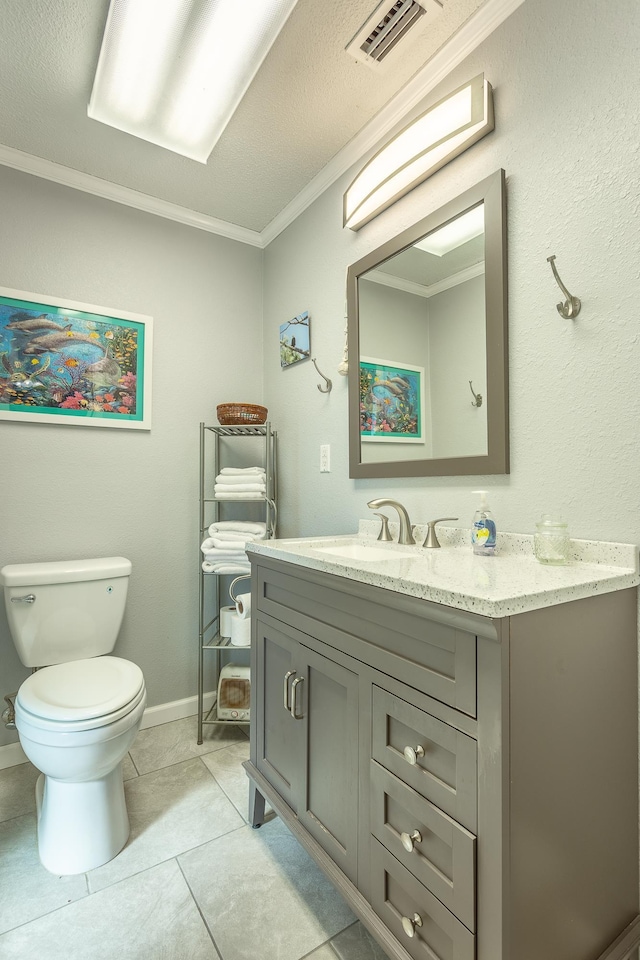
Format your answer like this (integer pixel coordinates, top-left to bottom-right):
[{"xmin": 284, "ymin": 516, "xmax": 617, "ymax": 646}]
[
  {"xmin": 344, "ymin": 74, "xmax": 494, "ymax": 230},
  {"xmin": 88, "ymin": 0, "xmax": 299, "ymax": 163},
  {"xmin": 415, "ymin": 203, "xmax": 485, "ymax": 256}
]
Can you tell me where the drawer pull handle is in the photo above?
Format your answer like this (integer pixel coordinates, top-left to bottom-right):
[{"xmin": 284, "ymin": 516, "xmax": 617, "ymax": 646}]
[
  {"xmin": 290, "ymin": 676, "xmax": 304, "ymax": 720},
  {"xmin": 401, "ymin": 913, "xmax": 423, "ymax": 938},
  {"xmin": 400, "ymin": 829, "xmax": 422, "ymax": 852},
  {"xmin": 403, "ymin": 744, "xmax": 425, "ymax": 765},
  {"xmin": 283, "ymin": 670, "xmax": 296, "ymax": 710}
]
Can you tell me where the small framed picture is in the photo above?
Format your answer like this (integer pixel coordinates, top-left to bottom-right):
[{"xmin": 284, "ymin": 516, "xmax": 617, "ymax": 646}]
[{"xmin": 280, "ymin": 311, "xmax": 310, "ymax": 368}]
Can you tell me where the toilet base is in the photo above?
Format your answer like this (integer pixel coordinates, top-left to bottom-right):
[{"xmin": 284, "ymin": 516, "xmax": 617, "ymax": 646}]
[{"xmin": 35, "ymin": 762, "xmax": 130, "ymax": 875}]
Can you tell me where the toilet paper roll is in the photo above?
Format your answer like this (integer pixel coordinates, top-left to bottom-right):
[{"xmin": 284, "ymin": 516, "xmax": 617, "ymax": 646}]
[
  {"xmin": 235, "ymin": 592, "xmax": 251, "ymax": 620},
  {"xmin": 219, "ymin": 605, "xmax": 235, "ymax": 638},
  {"xmin": 230, "ymin": 612, "xmax": 251, "ymax": 647}
]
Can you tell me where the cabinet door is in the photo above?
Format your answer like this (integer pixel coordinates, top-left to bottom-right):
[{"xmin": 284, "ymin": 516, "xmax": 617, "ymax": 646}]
[
  {"xmin": 254, "ymin": 618, "xmax": 302, "ymax": 811},
  {"xmin": 295, "ymin": 641, "xmax": 359, "ymax": 884}
]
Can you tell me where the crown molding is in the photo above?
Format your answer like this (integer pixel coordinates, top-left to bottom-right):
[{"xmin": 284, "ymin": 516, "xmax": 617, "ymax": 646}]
[
  {"xmin": 0, "ymin": 0, "xmax": 523, "ymax": 250},
  {"xmin": 0, "ymin": 144, "xmax": 263, "ymax": 248},
  {"xmin": 261, "ymin": 0, "xmax": 525, "ymax": 246},
  {"xmin": 367, "ymin": 261, "xmax": 485, "ymax": 298}
]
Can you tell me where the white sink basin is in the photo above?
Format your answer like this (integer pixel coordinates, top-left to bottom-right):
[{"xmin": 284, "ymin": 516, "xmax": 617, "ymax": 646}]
[{"xmin": 313, "ymin": 542, "xmax": 415, "ymax": 562}]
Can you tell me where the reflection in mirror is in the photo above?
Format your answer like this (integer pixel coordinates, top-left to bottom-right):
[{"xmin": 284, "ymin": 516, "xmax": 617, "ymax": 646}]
[{"xmin": 348, "ymin": 169, "xmax": 508, "ymax": 478}]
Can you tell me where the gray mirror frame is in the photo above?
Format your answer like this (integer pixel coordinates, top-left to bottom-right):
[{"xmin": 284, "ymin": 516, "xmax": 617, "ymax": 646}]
[{"xmin": 347, "ymin": 168, "xmax": 509, "ymax": 478}]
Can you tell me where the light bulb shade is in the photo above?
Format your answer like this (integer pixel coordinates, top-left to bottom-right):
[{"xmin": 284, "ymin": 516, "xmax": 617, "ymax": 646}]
[
  {"xmin": 88, "ymin": 0, "xmax": 299, "ymax": 163},
  {"xmin": 344, "ymin": 74, "xmax": 494, "ymax": 230}
]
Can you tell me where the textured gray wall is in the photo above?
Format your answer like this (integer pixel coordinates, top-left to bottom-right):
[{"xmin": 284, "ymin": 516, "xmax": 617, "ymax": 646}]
[
  {"xmin": 262, "ymin": 0, "xmax": 640, "ymax": 544},
  {"xmin": 0, "ymin": 167, "xmax": 263, "ymax": 747}
]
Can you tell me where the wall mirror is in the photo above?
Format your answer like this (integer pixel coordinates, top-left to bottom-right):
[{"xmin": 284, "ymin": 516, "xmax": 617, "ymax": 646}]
[{"xmin": 347, "ymin": 168, "xmax": 508, "ymax": 478}]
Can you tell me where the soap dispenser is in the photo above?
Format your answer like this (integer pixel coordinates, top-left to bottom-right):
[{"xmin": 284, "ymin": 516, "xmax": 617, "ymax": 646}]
[{"xmin": 472, "ymin": 490, "xmax": 497, "ymax": 556}]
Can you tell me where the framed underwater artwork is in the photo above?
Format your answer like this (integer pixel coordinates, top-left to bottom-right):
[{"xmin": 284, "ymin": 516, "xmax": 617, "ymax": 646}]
[
  {"xmin": 280, "ymin": 310, "xmax": 310, "ymax": 368},
  {"xmin": 359, "ymin": 357, "xmax": 424, "ymax": 442},
  {"xmin": 0, "ymin": 286, "xmax": 152, "ymax": 429}
]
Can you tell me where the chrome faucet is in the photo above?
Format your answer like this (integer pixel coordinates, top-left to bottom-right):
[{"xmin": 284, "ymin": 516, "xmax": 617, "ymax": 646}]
[{"xmin": 367, "ymin": 499, "xmax": 416, "ymax": 545}]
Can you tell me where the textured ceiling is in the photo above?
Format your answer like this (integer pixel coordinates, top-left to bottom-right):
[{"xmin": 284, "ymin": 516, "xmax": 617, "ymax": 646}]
[{"xmin": 0, "ymin": 0, "xmax": 487, "ymax": 232}]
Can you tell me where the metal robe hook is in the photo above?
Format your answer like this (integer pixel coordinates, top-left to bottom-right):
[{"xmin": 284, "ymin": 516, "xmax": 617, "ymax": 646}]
[
  {"xmin": 547, "ymin": 255, "xmax": 581, "ymax": 319},
  {"xmin": 311, "ymin": 358, "xmax": 332, "ymax": 394},
  {"xmin": 469, "ymin": 381, "xmax": 483, "ymax": 407}
]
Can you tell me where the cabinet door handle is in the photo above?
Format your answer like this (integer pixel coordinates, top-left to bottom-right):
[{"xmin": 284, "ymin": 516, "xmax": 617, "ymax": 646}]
[
  {"xmin": 290, "ymin": 676, "xmax": 304, "ymax": 720},
  {"xmin": 283, "ymin": 670, "xmax": 296, "ymax": 711},
  {"xmin": 403, "ymin": 744, "xmax": 425, "ymax": 765},
  {"xmin": 400, "ymin": 829, "xmax": 422, "ymax": 853},
  {"xmin": 401, "ymin": 913, "xmax": 423, "ymax": 938}
]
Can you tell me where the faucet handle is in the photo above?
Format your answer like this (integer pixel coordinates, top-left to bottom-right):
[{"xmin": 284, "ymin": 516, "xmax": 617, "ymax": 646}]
[
  {"xmin": 373, "ymin": 512, "xmax": 393, "ymax": 542},
  {"xmin": 422, "ymin": 518, "xmax": 458, "ymax": 549}
]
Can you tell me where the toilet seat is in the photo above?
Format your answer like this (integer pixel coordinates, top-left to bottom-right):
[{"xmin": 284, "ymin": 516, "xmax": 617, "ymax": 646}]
[{"xmin": 17, "ymin": 656, "xmax": 145, "ymax": 732}]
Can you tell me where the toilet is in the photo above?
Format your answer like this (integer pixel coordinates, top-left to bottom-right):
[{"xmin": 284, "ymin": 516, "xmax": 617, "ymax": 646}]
[{"xmin": 0, "ymin": 556, "xmax": 146, "ymax": 875}]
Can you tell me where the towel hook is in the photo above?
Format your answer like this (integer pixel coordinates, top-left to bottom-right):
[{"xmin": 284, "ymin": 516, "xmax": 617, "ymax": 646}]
[
  {"xmin": 312, "ymin": 358, "xmax": 332, "ymax": 394},
  {"xmin": 469, "ymin": 381, "xmax": 483, "ymax": 408},
  {"xmin": 547, "ymin": 255, "xmax": 581, "ymax": 319}
]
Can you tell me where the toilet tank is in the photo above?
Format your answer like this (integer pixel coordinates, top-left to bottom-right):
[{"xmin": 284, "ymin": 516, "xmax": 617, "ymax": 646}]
[{"xmin": 0, "ymin": 557, "xmax": 132, "ymax": 668}]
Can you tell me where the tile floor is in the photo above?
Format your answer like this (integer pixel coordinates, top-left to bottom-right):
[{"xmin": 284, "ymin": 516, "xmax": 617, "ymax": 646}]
[{"xmin": 0, "ymin": 717, "xmax": 387, "ymax": 960}]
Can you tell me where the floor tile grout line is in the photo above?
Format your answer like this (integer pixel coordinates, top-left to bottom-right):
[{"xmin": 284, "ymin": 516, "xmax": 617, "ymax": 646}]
[
  {"xmin": 127, "ymin": 749, "xmax": 141, "ymax": 778},
  {"xmin": 176, "ymin": 857, "xmax": 226, "ymax": 960},
  {"xmin": 128, "ymin": 737, "xmax": 246, "ymax": 778},
  {"xmin": 85, "ymin": 820, "xmax": 251, "ymax": 897}
]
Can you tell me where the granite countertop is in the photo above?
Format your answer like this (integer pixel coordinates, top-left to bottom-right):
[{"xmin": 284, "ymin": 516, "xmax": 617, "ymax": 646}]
[{"xmin": 247, "ymin": 521, "xmax": 640, "ymax": 618}]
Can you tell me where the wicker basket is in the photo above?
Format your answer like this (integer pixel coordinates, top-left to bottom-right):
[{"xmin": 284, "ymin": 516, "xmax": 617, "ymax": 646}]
[{"xmin": 216, "ymin": 403, "xmax": 268, "ymax": 425}]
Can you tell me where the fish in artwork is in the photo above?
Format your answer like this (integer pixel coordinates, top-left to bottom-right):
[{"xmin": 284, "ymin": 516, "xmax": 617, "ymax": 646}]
[
  {"xmin": 82, "ymin": 356, "xmax": 122, "ymax": 388},
  {"xmin": 22, "ymin": 330, "xmax": 106, "ymax": 355},
  {"xmin": 6, "ymin": 313, "xmax": 71, "ymax": 333}
]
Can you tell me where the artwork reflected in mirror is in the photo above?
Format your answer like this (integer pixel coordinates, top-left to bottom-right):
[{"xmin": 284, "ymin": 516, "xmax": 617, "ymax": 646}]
[{"xmin": 348, "ymin": 169, "xmax": 508, "ymax": 478}]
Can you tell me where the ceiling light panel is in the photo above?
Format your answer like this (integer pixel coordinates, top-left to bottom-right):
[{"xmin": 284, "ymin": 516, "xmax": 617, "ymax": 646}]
[{"xmin": 88, "ymin": 0, "xmax": 299, "ymax": 163}]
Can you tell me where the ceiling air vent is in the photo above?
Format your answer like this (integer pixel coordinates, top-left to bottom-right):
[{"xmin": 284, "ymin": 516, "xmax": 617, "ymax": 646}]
[{"xmin": 346, "ymin": 0, "xmax": 444, "ymax": 67}]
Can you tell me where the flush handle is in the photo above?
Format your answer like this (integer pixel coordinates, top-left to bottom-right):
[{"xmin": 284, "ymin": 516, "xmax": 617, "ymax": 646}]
[{"xmin": 10, "ymin": 594, "xmax": 36, "ymax": 604}]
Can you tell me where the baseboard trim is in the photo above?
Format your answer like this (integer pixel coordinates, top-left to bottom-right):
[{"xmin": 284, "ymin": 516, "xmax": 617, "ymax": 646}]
[{"xmin": 0, "ymin": 691, "xmax": 215, "ymax": 769}]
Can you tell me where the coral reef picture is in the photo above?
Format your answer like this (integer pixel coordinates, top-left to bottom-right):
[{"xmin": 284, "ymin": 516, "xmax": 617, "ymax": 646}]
[
  {"xmin": 360, "ymin": 357, "xmax": 424, "ymax": 442},
  {"xmin": 0, "ymin": 287, "xmax": 152, "ymax": 429},
  {"xmin": 280, "ymin": 310, "xmax": 310, "ymax": 367}
]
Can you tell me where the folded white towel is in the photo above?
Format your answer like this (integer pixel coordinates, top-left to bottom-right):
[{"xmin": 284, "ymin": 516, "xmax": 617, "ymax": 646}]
[
  {"xmin": 215, "ymin": 472, "xmax": 265, "ymax": 485},
  {"xmin": 202, "ymin": 560, "xmax": 251, "ymax": 574},
  {"xmin": 214, "ymin": 483, "xmax": 265, "ymax": 493},
  {"xmin": 208, "ymin": 531, "xmax": 265, "ymax": 543},
  {"xmin": 201, "ymin": 537, "xmax": 247, "ymax": 555},
  {"xmin": 219, "ymin": 467, "xmax": 265, "ymax": 475},
  {"xmin": 210, "ymin": 537, "xmax": 254, "ymax": 550},
  {"xmin": 208, "ymin": 521, "xmax": 267, "ymax": 537},
  {"xmin": 214, "ymin": 491, "xmax": 265, "ymax": 500}
]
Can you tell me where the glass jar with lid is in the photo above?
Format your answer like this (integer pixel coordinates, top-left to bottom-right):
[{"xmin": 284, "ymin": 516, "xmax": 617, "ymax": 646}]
[{"xmin": 534, "ymin": 515, "xmax": 570, "ymax": 565}]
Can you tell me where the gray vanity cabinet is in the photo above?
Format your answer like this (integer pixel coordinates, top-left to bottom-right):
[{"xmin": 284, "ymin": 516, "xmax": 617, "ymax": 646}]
[
  {"xmin": 245, "ymin": 553, "xmax": 640, "ymax": 960},
  {"xmin": 254, "ymin": 615, "xmax": 360, "ymax": 881}
]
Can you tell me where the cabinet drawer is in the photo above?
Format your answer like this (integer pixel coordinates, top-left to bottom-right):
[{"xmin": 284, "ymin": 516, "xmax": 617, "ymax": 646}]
[
  {"xmin": 257, "ymin": 564, "xmax": 477, "ymax": 716},
  {"xmin": 371, "ymin": 838, "xmax": 475, "ymax": 960},
  {"xmin": 370, "ymin": 761, "xmax": 476, "ymax": 932},
  {"xmin": 372, "ymin": 687, "xmax": 477, "ymax": 833}
]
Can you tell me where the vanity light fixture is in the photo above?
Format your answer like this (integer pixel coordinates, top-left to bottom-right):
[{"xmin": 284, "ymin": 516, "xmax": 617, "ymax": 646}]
[
  {"xmin": 88, "ymin": 0, "xmax": 299, "ymax": 163},
  {"xmin": 343, "ymin": 74, "xmax": 494, "ymax": 230}
]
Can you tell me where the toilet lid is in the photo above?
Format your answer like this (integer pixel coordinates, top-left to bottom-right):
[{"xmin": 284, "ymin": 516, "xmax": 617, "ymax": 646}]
[{"xmin": 17, "ymin": 656, "xmax": 144, "ymax": 723}]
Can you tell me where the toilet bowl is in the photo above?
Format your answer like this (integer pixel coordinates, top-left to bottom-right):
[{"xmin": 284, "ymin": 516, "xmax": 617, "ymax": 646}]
[
  {"xmin": 15, "ymin": 656, "xmax": 146, "ymax": 875},
  {"xmin": 0, "ymin": 557, "xmax": 146, "ymax": 876}
]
